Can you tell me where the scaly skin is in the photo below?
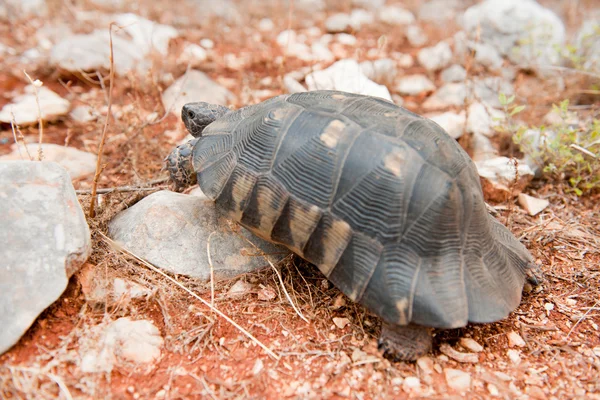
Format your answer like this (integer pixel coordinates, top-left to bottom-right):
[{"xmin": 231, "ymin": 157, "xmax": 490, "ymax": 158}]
[
  {"xmin": 165, "ymin": 138, "xmax": 199, "ymax": 191},
  {"xmin": 378, "ymin": 322, "xmax": 433, "ymax": 362}
]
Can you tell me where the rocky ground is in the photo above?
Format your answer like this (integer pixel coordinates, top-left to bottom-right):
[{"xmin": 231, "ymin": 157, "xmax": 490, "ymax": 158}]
[{"xmin": 0, "ymin": 0, "xmax": 599, "ymax": 399}]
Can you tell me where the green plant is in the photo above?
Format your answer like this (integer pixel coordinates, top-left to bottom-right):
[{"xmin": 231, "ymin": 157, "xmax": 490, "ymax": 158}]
[{"xmin": 498, "ymin": 95, "xmax": 600, "ymax": 196}]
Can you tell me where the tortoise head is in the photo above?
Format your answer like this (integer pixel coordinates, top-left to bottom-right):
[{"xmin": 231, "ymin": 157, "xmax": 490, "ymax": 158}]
[
  {"xmin": 165, "ymin": 138, "xmax": 199, "ymax": 191},
  {"xmin": 182, "ymin": 102, "xmax": 230, "ymax": 137}
]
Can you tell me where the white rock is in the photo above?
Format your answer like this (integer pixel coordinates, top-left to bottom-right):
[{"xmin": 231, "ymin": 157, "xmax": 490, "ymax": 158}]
[
  {"xmin": 439, "ymin": 343, "xmax": 479, "ymax": 363},
  {"xmin": 311, "ymin": 42, "xmax": 334, "ymax": 62},
  {"xmin": 283, "ymin": 75, "xmax": 307, "ymax": 93},
  {"xmin": 336, "ymin": 33, "xmax": 357, "ymax": 46},
  {"xmin": 0, "ymin": 0, "xmax": 48, "ymax": 18},
  {"xmin": 518, "ymin": 193, "xmax": 549, "ymax": 216},
  {"xmin": 473, "ymin": 42, "xmax": 504, "ymax": 69},
  {"xmin": 467, "ymin": 102, "xmax": 502, "ymax": 137},
  {"xmin": 462, "ymin": 0, "xmax": 565, "ymax": 66},
  {"xmin": 575, "ymin": 19, "xmax": 600, "ymax": 73},
  {"xmin": 114, "ymin": 13, "xmax": 177, "ymax": 56},
  {"xmin": 0, "ymin": 161, "xmax": 91, "ymax": 355},
  {"xmin": 396, "ymin": 74, "xmax": 435, "ymax": 96},
  {"xmin": 178, "ymin": 43, "xmax": 208, "ymax": 66},
  {"xmin": 416, "ymin": 357, "xmax": 435, "ymax": 374},
  {"xmin": 113, "ymin": 278, "xmax": 152, "ymax": 300},
  {"xmin": 507, "ymin": 330, "xmax": 527, "ymax": 347},
  {"xmin": 333, "ymin": 317, "xmax": 351, "ymax": 329},
  {"xmin": 418, "ymin": 0, "xmax": 461, "ymax": 22},
  {"xmin": 445, "ymin": 368, "xmax": 471, "ymax": 392},
  {"xmin": 428, "ymin": 111, "xmax": 466, "ymax": 139},
  {"xmin": 417, "ymin": 41, "xmax": 452, "ymax": 71},
  {"xmin": 423, "ymin": 78, "xmax": 513, "ymax": 110},
  {"xmin": 402, "ymin": 377, "xmax": 421, "ymax": 393},
  {"xmin": 325, "ymin": 13, "xmax": 352, "ymax": 33},
  {"xmin": 423, "ymin": 83, "xmax": 467, "ymax": 110},
  {"xmin": 108, "ymin": 191, "xmax": 289, "ymax": 280},
  {"xmin": 379, "ymin": 6, "xmax": 415, "ymax": 25},
  {"xmin": 0, "ymin": 143, "xmax": 97, "ymax": 180},
  {"xmin": 79, "ymin": 318, "xmax": 163, "ymax": 373},
  {"xmin": 406, "ymin": 25, "xmax": 428, "ymax": 47},
  {"xmin": 162, "ymin": 70, "xmax": 234, "ymax": 116},
  {"xmin": 252, "ymin": 359, "xmax": 264, "ymax": 375},
  {"xmin": 394, "ymin": 53, "xmax": 414, "ymax": 68},
  {"xmin": 459, "ymin": 338, "xmax": 484, "ymax": 353},
  {"xmin": 360, "ymin": 59, "xmax": 397, "ymax": 86},
  {"xmin": 258, "ymin": 18, "xmax": 275, "ymax": 32},
  {"xmin": 349, "ymin": 9, "xmax": 375, "ymax": 30},
  {"xmin": 352, "ymin": 0, "xmax": 385, "ymax": 9},
  {"xmin": 200, "ymin": 38, "xmax": 214, "ymax": 49},
  {"xmin": 476, "ymin": 156, "xmax": 534, "ymax": 201},
  {"xmin": 0, "ymin": 85, "xmax": 70, "ymax": 125},
  {"xmin": 441, "ymin": 64, "xmax": 467, "ymax": 83},
  {"xmin": 70, "ymin": 105, "xmax": 97, "ymax": 123},
  {"xmin": 227, "ymin": 280, "xmax": 254, "ymax": 298},
  {"xmin": 471, "ymin": 133, "xmax": 498, "ymax": 162},
  {"xmin": 276, "ymin": 29, "xmax": 298, "ymax": 47},
  {"xmin": 305, "ymin": 59, "xmax": 392, "ymax": 101},
  {"xmin": 507, "ymin": 349, "xmax": 521, "ymax": 365}
]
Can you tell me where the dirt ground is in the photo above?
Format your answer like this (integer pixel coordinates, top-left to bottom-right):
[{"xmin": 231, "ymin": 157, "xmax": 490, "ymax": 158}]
[{"xmin": 0, "ymin": 0, "xmax": 599, "ymax": 399}]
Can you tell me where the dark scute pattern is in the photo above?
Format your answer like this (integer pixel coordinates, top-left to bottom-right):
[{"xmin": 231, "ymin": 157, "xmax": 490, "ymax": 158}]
[
  {"xmin": 192, "ymin": 134, "xmax": 233, "ymax": 171},
  {"xmin": 272, "ymin": 136, "xmax": 340, "ymax": 209},
  {"xmin": 328, "ymin": 232, "xmax": 383, "ymax": 301},
  {"xmin": 240, "ymin": 174, "xmax": 290, "ymax": 235},
  {"xmin": 286, "ymin": 91, "xmax": 363, "ymax": 113},
  {"xmin": 215, "ymin": 165, "xmax": 258, "ymax": 218},
  {"xmin": 197, "ymin": 152, "xmax": 237, "ymax": 200}
]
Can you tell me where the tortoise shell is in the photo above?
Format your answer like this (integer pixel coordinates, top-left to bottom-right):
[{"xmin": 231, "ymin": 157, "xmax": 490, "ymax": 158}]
[{"xmin": 188, "ymin": 90, "xmax": 532, "ymax": 329}]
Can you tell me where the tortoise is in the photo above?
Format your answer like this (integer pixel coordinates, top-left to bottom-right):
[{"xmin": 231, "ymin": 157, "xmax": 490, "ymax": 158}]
[{"xmin": 166, "ymin": 90, "xmax": 536, "ymax": 361}]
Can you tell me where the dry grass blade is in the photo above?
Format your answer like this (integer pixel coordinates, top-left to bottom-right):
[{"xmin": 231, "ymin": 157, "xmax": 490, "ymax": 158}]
[
  {"xmin": 98, "ymin": 232, "xmax": 280, "ymax": 360},
  {"xmin": 22, "ymin": 71, "xmax": 44, "ymax": 161},
  {"xmin": 89, "ymin": 22, "xmax": 117, "ymax": 218},
  {"xmin": 207, "ymin": 231, "xmax": 216, "ymax": 310},
  {"xmin": 9, "ymin": 114, "xmax": 33, "ymax": 161}
]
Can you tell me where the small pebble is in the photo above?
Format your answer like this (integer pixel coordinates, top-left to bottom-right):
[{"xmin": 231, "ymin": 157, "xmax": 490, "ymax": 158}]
[
  {"xmin": 460, "ymin": 337, "xmax": 484, "ymax": 353},
  {"xmin": 507, "ymin": 331, "xmax": 526, "ymax": 348}
]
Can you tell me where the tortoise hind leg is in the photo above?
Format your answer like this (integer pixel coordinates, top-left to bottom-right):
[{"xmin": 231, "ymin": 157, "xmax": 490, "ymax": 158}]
[{"xmin": 378, "ymin": 322, "xmax": 432, "ymax": 362}]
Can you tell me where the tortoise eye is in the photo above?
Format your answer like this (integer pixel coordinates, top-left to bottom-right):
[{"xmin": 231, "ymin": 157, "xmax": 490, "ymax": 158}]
[{"xmin": 187, "ymin": 110, "xmax": 196, "ymax": 120}]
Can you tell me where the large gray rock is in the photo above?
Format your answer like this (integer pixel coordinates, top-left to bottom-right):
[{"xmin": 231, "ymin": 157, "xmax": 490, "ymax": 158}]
[
  {"xmin": 0, "ymin": 161, "xmax": 91, "ymax": 355},
  {"xmin": 162, "ymin": 70, "xmax": 234, "ymax": 116},
  {"xmin": 108, "ymin": 190, "xmax": 288, "ymax": 280},
  {"xmin": 461, "ymin": 0, "xmax": 566, "ymax": 66},
  {"xmin": 575, "ymin": 19, "xmax": 600, "ymax": 73},
  {"xmin": 0, "ymin": 143, "xmax": 97, "ymax": 180}
]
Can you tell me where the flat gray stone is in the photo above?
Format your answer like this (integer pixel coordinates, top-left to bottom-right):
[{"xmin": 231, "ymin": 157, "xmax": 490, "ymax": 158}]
[
  {"xmin": 162, "ymin": 70, "xmax": 234, "ymax": 116},
  {"xmin": 0, "ymin": 161, "xmax": 91, "ymax": 355},
  {"xmin": 108, "ymin": 190, "xmax": 289, "ymax": 280},
  {"xmin": 0, "ymin": 143, "xmax": 97, "ymax": 180},
  {"xmin": 396, "ymin": 74, "xmax": 435, "ymax": 96},
  {"xmin": 440, "ymin": 64, "xmax": 467, "ymax": 83},
  {"xmin": 417, "ymin": 41, "xmax": 452, "ymax": 72},
  {"xmin": 0, "ymin": 85, "xmax": 70, "ymax": 125}
]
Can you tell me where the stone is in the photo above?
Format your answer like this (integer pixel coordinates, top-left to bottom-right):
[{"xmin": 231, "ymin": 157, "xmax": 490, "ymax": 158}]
[
  {"xmin": 336, "ymin": 33, "xmax": 357, "ymax": 46},
  {"xmin": 396, "ymin": 74, "xmax": 435, "ymax": 96},
  {"xmin": 0, "ymin": 161, "xmax": 91, "ymax": 355},
  {"xmin": 416, "ymin": 357, "xmax": 435, "ymax": 374},
  {"xmin": 0, "ymin": 85, "xmax": 70, "ymax": 125},
  {"xmin": 349, "ymin": 9, "xmax": 375, "ymax": 31},
  {"xmin": 162, "ymin": 70, "xmax": 234, "ymax": 116},
  {"xmin": 305, "ymin": 59, "xmax": 392, "ymax": 101},
  {"xmin": 518, "ymin": 193, "xmax": 549, "ymax": 216},
  {"xmin": 0, "ymin": 0, "xmax": 48, "ymax": 18},
  {"xmin": 178, "ymin": 43, "xmax": 208, "ymax": 66},
  {"xmin": 467, "ymin": 102, "xmax": 503, "ymax": 137},
  {"xmin": 227, "ymin": 280, "xmax": 254, "ymax": 298},
  {"xmin": 51, "ymin": 15, "xmax": 177, "ymax": 75},
  {"xmin": 575, "ymin": 19, "xmax": 600, "ymax": 73},
  {"xmin": 0, "ymin": 143, "xmax": 97, "ymax": 180},
  {"xmin": 461, "ymin": 0, "xmax": 565, "ymax": 66},
  {"xmin": 473, "ymin": 42, "xmax": 504, "ymax": 70},
  {"xmin": 507, "ymin": 349, "xmax": 521, "ymax": 365},
  {"xmin": 459, "ymin": 338, "xmax": 484, "ymax": 353},
  {"xmin": 108, "ymin": 191, "xmax": 288, "ymax": 280},
  {"xmin": 352, "ymin": 0, "xmax": 385, "ymax": 9},
  {"xmin": 423, "ymin": 83, "xmax": 467, "ymax": 110},
  {"xmin": 472, "ymin": 133, "xmax": 498, "ymax": 162},
  {"xmin": 428, "ymin": 111, "xmax": 466, "ymax": 139},
  {"xmin": 445, "ymin": 368, "xmax": 472, "ymax": 392},
  {"xmin": 439, "ymin": 343, "xmax": 479, "ymax": 363},
  {"xmin": 258, "ymin": 18, "xmax": 274, "ymax": 32},
  {"xmin": 441, "ymin": 64, "xmax": 467, "ymax": 83},
  {"xmin": 79, "ymin": 264, "xmax": 152, "ymax": 304},
  {"xmin": 378, "ymin": 6, "xmax": 415, "ymax": 25},
  {"xmin": 417, "ymin": 41, "xmax": 452, "ymax": 72},
  {"xmin": 200, "ymin": 38, "xmax": 214, "ymax": 49},
  {"xmin": 359, "ymin": 59, "xmax": 397, "ymax": 86},
  {"xmin": 423, "ymin": 78, "xmax": 513, "ymax": 110},
  {"xmin": 402, "ymin": 377, "xmax": 421, "ymax": 393},
  {"xmin": 79, "ymin": 318, "xmax": 163, "ymax": 373},
  {"xmin": 418, "ymin": 0, "xmax": 461, "ymax": 22},
  {"xmin": 406, "ymin": 25, "xmax": 428, "ymax": 47},
  {"xmin": 283, "ymin": 75, "xmax": 307, "ymax": 93},
  {"xmin": 476, "ymin": 157, "xmax": 534, "ymax": 201},
  {"xmin": 70, "ymin": 105, "xmax": 97, "ymax": 123},
  {"xmin": 507, "ymin": 331, "xmax": 527, "ymax": 347},
  {"xmin": 325, "ymin": 13, "xmax": 352, "ymax": 33},
  {"xmin": 333, "ymin": 317, "xmax": 351, "ymax": 329},
  {"xmin": 394, "ymin": 52, "xmax": 414, "ymax": 68}
]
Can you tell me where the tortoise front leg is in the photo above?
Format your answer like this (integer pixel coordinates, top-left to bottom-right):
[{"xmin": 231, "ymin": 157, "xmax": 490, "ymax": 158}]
[
  {"xmin": 165, "ymin": 138, "xmax": 199, "ymax": 191},
  {"xmin": 378, "ymin": 322, "xmax": 432, "ymax": 362}
]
